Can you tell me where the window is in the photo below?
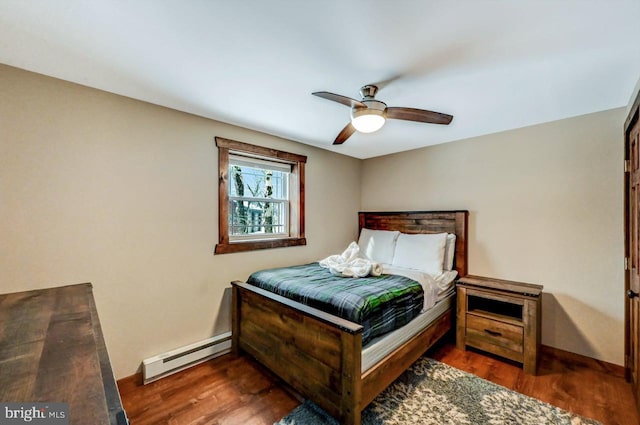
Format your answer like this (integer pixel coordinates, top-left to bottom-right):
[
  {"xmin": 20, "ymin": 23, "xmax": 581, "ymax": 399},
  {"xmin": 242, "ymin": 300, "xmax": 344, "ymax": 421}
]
[{"xmin": 215, "ymin": 137, "xmax": 306, "ymax": 254}]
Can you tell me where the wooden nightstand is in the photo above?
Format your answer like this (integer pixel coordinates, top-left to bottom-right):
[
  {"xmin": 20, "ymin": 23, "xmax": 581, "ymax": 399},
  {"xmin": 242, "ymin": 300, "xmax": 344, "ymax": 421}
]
[{"xmin": 456, "ymin": 275, "xmax": 543, "ymax": 374}]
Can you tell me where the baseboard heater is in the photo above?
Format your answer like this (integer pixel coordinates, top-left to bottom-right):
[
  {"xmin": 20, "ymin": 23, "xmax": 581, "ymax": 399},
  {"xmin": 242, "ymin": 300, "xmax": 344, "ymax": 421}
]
[{"xmin": 142, "ymin": 331, "xmax": 232, "ymax": 384}]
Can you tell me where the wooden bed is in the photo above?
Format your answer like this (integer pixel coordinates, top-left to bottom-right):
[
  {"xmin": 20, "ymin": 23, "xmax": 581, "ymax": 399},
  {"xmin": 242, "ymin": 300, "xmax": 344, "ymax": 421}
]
[{"xmin": 231, "ymin": 210, "xmax": 468, "ymax": 425}]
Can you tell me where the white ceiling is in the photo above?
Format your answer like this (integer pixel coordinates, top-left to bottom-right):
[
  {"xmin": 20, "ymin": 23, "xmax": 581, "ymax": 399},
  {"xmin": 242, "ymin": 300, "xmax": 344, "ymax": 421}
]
[{"xmin": 1, "ymin": 1, "xmax": 639, "ymax": 159}]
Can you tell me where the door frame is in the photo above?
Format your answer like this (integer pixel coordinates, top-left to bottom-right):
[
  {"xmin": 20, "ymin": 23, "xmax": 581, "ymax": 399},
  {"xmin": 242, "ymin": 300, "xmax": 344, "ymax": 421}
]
[{"xmin": 625, "ymin": 88, "xmax": 640, "ymax": 382}]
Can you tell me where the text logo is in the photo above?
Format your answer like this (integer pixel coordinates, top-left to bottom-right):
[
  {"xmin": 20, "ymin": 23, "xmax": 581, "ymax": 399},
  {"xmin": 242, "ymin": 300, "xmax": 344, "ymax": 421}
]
[{"xmin": 0, "ymin": 403, "xmax": 68, "ymax": 424}]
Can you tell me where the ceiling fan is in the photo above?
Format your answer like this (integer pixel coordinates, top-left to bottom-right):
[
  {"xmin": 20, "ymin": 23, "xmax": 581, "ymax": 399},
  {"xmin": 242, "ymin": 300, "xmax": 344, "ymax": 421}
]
[{"xmin": 312, "ymin": 85, "xmax": 453, "ymax": 145}]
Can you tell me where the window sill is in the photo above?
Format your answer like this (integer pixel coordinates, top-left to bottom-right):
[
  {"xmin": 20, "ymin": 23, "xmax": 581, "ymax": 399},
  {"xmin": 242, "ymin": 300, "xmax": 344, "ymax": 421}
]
[{"xmin": 214, "ymin": 237, "xmax": 307, "ymax": 254}]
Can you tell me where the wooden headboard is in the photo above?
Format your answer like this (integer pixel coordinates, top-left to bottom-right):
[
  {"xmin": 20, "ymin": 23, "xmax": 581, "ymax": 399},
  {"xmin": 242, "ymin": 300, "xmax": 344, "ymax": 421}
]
[{"xmin": 358, "ymin": 210, "xmax": 469, "ymax": 278}]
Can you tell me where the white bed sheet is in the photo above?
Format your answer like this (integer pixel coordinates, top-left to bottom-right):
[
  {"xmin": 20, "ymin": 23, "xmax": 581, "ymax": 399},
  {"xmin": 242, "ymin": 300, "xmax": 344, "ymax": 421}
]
[
  {"xmin": 361, "ymin": 291, "xmax": 455, "ymax": 373},
  {"xmin": 382, "ymin": 265, "xmax": 457, "ymax": 311}
]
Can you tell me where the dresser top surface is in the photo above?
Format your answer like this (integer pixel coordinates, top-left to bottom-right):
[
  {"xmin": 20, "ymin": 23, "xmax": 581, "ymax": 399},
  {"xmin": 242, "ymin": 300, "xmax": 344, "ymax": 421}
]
[{"xmin": 0, "ymin": 283, "xmax": 125, "ymax": 425}]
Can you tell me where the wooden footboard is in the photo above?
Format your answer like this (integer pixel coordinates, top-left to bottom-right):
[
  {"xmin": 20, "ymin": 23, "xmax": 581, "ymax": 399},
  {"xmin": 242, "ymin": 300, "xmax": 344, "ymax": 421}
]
[
  {"xmin": 232, "ymin": 281, "xmax": 363, "ymax": 424},
  {"xmin": 232, "ymin": 281, "xmax": 452, "ymax": 425}
]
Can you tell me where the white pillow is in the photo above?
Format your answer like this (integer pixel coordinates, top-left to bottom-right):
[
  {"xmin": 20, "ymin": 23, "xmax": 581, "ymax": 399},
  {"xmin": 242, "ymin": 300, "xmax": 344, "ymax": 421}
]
[
  {"xmin": 443, "ymin": 234, "xmax": 457, "ymax": 271},
  {"xmin": 358, "ymin": 228, "xmax": 400, "ymax": 264},
  {"xmin": 392, "ymin": 232, "xmax": 448, "ymax": 276}
]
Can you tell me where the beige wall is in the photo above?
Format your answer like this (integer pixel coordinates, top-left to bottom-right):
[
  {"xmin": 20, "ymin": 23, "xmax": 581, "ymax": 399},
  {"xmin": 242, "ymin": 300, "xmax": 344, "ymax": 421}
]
[
  {"xmin": 361, "ymin": 109, "xmax": 625, "ymax": 365},
  {"xmin": 0, "ymin": 64, "xmax": 362, "ymax": 378}
]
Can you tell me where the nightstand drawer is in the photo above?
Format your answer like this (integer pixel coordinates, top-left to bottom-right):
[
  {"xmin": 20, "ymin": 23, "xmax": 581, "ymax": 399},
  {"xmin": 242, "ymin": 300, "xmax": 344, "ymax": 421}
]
[{"xmin": 466, "ymin": 314, "xmax": 523, "ymax": 354}]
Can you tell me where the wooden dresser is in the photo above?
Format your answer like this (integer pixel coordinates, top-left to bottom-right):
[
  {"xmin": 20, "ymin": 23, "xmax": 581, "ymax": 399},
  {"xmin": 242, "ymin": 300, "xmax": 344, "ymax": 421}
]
[
  {"xmin": 0, "ymin": 283, "xmax": 128, "ymax": 425},
  {"xmin": 456, "ymin": 275, "xmax": 543, "ymax": 374}
]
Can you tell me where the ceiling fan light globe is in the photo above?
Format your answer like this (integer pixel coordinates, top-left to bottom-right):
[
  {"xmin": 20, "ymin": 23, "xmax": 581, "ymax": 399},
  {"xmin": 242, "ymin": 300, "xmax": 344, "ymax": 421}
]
[{"xmin": 351, "ymin": 110, "xmax": 386, "ymax": 133}]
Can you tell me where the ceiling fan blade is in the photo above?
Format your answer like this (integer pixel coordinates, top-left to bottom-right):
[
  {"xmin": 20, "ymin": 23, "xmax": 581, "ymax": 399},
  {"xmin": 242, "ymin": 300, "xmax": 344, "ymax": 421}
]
[
  {"xmin": 386, "ymin": 107, "xmax": 453, "ymax": 125},
  {"xmin": 333, "ymin": 122, "xmax": 356, "ymax": 145},
  {"xmin": 369, "ymin": 74, "xmax": 401, "ymax": 91},
  {"xmin": 313, "ymin": 91, "xmax": 366, "ymax": 109}
]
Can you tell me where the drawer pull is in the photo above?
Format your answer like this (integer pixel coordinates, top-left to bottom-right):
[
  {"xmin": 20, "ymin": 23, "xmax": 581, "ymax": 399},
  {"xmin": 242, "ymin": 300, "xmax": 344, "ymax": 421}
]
[{"xmin": 484, "ymin": 329, "xmax": 502, "ymax": 337}]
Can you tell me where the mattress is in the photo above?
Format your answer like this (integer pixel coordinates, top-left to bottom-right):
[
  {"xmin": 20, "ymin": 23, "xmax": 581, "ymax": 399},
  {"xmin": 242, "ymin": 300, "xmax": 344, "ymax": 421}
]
[{"xmin": 361, "ymin": 291, "xmax": 455, "ymax": 372}]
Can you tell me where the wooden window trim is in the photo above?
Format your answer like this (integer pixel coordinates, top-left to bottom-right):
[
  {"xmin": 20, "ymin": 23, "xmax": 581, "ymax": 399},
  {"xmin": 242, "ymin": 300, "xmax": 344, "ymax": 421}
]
[{"xmin": 215, "ymin": 137, "xmax": 306, "ymax": 254}]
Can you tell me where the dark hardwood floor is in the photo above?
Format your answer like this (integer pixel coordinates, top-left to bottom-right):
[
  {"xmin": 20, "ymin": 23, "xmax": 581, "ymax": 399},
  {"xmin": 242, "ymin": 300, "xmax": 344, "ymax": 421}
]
[
  {"xmin": 118, "ymin": 340, "xmax": 639, "ymax": 425},
  {"xmin": 431, "ymin": 343, "xmax": 638, "ymax": 425}
]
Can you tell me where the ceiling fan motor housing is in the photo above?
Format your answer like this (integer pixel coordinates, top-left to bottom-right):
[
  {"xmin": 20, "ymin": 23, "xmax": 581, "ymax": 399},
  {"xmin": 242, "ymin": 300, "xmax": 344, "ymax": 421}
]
[
  {"xmin": 351, "ymin": 99, "xmax": 387, "ymax": 118},
  {"xmin": 354, "ymin": 84, "xmax": 387, "ymax": 118}
]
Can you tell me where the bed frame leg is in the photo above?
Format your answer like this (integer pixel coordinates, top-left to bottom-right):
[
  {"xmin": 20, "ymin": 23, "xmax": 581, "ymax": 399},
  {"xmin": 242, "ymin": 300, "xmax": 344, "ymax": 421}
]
[
  {"xmin": 341, "ymin": 409, "xmax": 361, "ymax": 425},
  {"xmin": 340, "ymin": 332, "xmax": 362, "ymax": 425}
]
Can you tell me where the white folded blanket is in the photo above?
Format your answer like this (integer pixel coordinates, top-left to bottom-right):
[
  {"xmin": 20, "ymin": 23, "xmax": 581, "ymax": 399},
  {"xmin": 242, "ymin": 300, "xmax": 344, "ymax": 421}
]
[{"xmin": 319, "ymin": 241, "xmax": 382, "ymax": 278}]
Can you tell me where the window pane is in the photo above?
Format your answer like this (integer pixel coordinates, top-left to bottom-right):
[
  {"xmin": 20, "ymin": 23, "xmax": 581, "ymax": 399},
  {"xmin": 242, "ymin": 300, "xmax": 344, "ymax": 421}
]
[
  {"xmin": 229, "ymin": 163, "xmax": 288, "ymax": 200},
  {"xmin": 229, "ymin": 199, "xmax": 287, "ymax": 236}
]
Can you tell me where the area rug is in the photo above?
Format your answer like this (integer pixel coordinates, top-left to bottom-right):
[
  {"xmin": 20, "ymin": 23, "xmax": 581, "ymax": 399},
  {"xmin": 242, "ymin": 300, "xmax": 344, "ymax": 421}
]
[{"xmin": 275, "ymin": 357, "xmax": 602, "ymax": 425}]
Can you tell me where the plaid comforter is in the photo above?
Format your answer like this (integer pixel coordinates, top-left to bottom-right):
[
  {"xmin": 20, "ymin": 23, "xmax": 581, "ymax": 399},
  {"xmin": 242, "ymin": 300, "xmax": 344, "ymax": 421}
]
[{"xmin": 247, "ymin": 262, "xmax": 423, "ymax": 345}]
